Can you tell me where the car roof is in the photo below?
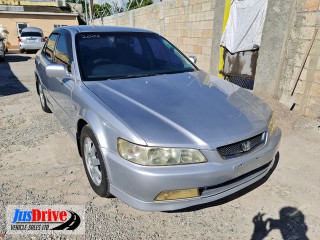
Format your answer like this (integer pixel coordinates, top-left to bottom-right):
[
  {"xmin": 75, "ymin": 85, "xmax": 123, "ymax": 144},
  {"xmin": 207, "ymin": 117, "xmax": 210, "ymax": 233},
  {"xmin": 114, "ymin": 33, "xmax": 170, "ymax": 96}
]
[
  {"xmin": 21, "ymin": 27, "xmax": 43, "ymax": 33},
  {"xmin": 57, "ymin": 25, "xmax": 154, "ymax": 34}
]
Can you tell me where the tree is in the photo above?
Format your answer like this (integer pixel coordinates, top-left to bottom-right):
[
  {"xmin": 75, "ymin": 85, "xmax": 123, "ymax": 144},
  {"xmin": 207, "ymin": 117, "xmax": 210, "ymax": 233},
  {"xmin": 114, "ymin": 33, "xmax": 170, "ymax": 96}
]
[
  {"xmin": 126, "ymin": 0, "xmax": 153, "ymax": 11},
  {"xmin": 93, "ymin": 3, "xmax": 112, "ymax": 18}
]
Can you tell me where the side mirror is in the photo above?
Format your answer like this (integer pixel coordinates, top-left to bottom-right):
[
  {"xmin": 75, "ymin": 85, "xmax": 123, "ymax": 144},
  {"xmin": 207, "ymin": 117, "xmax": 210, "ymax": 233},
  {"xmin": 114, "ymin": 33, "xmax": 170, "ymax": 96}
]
[
  {"xmin": 46, "ymin": 64, "xmax": 70, "ymax": 78},
  {"xmin": 189, "ymin": 56, "xmax": 197, "ymax": 64}
]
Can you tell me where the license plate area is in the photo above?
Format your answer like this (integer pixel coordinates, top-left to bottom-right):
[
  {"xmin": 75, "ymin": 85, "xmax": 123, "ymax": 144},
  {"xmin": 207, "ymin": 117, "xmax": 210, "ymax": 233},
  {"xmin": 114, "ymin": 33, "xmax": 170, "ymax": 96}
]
[
  {"xmin": 27, "ymin": 38, "xmax": 36, "ymax": 43},
  {"xmin": 233, "ymin": 157, "xmax": 266, "ymax": 176}
]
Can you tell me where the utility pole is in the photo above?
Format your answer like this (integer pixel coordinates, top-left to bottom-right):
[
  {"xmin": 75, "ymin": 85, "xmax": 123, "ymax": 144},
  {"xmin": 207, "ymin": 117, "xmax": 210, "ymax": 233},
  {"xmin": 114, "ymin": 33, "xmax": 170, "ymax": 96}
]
[
  {"xmin": 84, "ymin": 0, "xmax": 89, "ymax": 25},
  {"xmin": 88, "ymin": 0, "xmax": 93, "ymax": 25}
]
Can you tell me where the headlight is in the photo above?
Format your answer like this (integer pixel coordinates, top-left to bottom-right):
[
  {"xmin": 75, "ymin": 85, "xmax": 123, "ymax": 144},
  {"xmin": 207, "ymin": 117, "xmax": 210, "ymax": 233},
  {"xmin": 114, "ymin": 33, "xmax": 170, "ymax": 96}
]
[
  {"xmin": 268, "ymin": 113, "xmax": 276, "ymax": 140},
  {"xmin": 117, "ymin": 139, "xmax": 207, "ymax": 166}
]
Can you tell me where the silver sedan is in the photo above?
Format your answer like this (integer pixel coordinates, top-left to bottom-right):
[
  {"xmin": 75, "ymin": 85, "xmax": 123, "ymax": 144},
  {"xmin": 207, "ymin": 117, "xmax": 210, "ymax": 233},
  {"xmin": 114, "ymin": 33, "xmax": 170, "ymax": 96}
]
[{"xmin": 34, "ymin": 26, "xmax": 281, "ymax": 211}]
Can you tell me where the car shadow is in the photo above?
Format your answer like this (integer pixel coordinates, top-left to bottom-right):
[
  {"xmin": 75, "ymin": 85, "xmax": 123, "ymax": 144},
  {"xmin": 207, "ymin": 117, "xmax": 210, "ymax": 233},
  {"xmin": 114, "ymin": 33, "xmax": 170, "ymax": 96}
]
[
  {"xmin": 4, "ymin": 51, "xmax": 32, "ymax": 62},
  {"xmin": 166, "ymin": 152, "xmax": 280, "ymax": 213},
  {"xmin": 251, "ymin": 206, "xmax": 308, "ymax": 240},
  {"xmin": 0, "ymin": 53, "xmax": 30, "ymax": 96}
]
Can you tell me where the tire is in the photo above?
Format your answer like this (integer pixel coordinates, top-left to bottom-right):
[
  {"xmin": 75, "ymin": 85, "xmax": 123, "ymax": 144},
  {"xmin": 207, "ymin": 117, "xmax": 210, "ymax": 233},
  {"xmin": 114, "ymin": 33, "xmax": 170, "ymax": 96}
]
[
  {"xmin": 80, "ymin": 125, "xmax": 112, "ymax": 198},
  {"xmin": 37, "ymin": 81, "xmax": 52, "ymax": 113},
  {"xmin": 19, "ymin": 49, "xmax": 24, "ymax": 53}
]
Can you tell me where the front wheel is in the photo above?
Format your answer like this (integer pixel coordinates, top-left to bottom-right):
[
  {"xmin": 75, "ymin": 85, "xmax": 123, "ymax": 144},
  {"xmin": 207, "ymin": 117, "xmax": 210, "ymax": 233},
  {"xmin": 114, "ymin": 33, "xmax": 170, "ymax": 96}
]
[
  {"xmin": 37, "ymin": 81, "xmax": 51, "ymax": 113},
  {"xmin": 0, "ymin": 52, "xmax": 4, "ymax": 62},
  {"xmin": 80, "ymin": 125, "xmax": 112, "ymax": 198}
]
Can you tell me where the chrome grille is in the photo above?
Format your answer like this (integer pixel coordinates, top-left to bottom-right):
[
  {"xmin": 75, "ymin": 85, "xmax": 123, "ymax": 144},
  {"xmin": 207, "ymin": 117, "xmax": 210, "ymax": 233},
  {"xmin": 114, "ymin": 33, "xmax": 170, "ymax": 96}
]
[{"xmin": 217, "ymin": 133, "xmax": 265, "ymax": 159}]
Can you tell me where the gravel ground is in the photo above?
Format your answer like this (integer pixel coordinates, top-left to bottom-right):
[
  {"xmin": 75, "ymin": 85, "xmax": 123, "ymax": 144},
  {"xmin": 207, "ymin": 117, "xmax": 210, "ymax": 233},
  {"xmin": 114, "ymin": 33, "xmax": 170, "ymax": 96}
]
[{"xmin": 0, "ymin": 53, "xmax": 319, "ymax": 240}]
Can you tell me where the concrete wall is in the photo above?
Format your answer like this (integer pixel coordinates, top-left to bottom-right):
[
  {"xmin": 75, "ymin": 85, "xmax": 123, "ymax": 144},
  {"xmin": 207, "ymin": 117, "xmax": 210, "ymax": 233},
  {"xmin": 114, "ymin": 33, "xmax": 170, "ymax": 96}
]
[
  {"xmin": 254, "ymin": 0, "xmax": 296, "ymax": 98},
  {"xmin": 0, "ymin": 13, "xmax": 78, "ymax": 49},
  {"xmin": 94, "ymin": 0, "xmax": 224, "ymax": 73},
  {"xmin": 279, "ymin": 0, "xmax": 320, "ymax": 118}
]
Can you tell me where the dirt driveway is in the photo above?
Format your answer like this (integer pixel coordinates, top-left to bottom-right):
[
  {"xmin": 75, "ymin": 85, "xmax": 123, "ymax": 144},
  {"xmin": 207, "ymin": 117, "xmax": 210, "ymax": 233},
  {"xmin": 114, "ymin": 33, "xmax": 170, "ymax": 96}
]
[{"xmin": 1, "ymin": 53, "xmax": 320, "ymax": 239}]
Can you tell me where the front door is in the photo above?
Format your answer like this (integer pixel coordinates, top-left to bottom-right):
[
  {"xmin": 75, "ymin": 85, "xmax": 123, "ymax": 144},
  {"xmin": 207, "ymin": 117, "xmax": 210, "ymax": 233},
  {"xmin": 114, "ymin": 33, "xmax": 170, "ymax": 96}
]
[{"xmin": 50, "ymin": 30, "xmax": 77, "ymax": 136}]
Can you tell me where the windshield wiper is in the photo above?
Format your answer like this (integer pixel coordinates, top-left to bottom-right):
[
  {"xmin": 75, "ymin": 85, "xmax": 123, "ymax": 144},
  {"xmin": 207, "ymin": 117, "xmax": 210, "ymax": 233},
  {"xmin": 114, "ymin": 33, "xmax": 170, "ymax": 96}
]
[
  {"xmin": 106, "ymin": 73, "xmax": 159, "ymax": 80},
  {"xmin": 89, "ymin": 69, "xmax": 195, "ymax": 81},
  {"xmin": 159, "ymin": 69, "xmax": 196, "ymax": 75}
]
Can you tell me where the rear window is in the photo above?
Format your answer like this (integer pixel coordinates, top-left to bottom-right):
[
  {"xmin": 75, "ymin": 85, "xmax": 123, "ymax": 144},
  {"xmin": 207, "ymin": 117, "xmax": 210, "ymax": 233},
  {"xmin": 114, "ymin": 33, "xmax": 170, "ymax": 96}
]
[{"xmin": 21, "ymin": 32, "xmax": 42, "ymax": 37}]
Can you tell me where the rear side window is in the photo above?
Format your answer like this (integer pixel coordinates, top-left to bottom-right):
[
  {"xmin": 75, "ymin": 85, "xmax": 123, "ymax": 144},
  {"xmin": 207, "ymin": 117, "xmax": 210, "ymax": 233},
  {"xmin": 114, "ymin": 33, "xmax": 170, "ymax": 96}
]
[
  {"xmin": 21, "ymin": 32, "xmax": 42, "ymax": 37},
  {"xmin": 54, "ymin": 31, "xmax": 72, "ymax": 72},
  {"xmin": 42, "ymin": 33, "xmax": 59, "ymax": 61}
]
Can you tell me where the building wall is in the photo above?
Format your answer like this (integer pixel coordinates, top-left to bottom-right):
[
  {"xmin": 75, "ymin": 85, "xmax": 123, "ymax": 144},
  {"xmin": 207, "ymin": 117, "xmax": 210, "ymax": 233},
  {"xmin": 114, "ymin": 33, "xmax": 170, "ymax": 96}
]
[
  {"xmin": 0, "ymin": 13, "xmax": 78, "ymax": 49},
  {"xmin": 93, "ymin": 0, "xmax": 222, "ymax": 73},
  {"xmin": 279, "ymin": 0, "xmax": 320, "ymax": 118},
  {"xmin": 0, "ymin": 0, "xmax": 57, "ymax": 6}
]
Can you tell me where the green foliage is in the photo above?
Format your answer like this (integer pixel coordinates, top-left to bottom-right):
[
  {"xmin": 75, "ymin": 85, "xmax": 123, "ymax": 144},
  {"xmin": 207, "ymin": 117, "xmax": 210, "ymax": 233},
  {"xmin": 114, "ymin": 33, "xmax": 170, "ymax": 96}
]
[
  {"xmin": 73, "ymin": 0, "xmax": 111, "ymax": 19},
  {"xmin": 127, "ymin": 0, "xmax": 153, "ymax": 11},
  {"xmin": 93, "ymin": 2, "xmax": 112, "ymax": 18}
]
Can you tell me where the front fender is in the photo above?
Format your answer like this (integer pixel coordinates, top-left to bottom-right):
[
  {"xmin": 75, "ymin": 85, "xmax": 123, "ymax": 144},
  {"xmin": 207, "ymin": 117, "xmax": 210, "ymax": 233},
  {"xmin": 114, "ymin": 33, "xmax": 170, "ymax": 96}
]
[
  {"xmin": 78, "ymin": 107, "xmax": 146, "ymax": 151},
  {"xmin": 78, "ymin": 109, "xmax": 110, "ymax": 149},
  {"xmin": 77, "ymin": 108, "xmax": 146, "ymax": 185}
]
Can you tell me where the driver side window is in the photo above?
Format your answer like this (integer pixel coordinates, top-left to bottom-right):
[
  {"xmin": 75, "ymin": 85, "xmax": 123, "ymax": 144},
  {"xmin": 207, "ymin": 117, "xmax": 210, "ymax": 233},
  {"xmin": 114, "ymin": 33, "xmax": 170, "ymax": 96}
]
[
  {"xmin": 42, "ymin": 33, "xmax": 58, "ymax": 61},
  {"xmin": 53, "ymin": 31, "xmax": 72, "ymax": 72}
]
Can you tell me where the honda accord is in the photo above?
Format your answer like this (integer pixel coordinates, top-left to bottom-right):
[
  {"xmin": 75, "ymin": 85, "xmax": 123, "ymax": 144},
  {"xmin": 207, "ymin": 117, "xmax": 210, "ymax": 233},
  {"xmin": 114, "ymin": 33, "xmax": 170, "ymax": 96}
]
[{"xmin": 34, "ymin": 26, "xmax": 281, "ymax": 211}]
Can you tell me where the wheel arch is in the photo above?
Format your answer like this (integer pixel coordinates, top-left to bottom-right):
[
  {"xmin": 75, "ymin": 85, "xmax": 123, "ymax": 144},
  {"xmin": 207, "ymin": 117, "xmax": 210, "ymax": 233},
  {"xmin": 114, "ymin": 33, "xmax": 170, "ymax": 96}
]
[
  {"xmin": 76, "ymin": 118, "xmax": 88, "ymax": 157},
  {"xmin": 76, "ymin": 111, "xmax": 111, "ymax": 158},
  {"xmin": 34, "ymin": 70, "xmax": 41, "ymax": 95}
]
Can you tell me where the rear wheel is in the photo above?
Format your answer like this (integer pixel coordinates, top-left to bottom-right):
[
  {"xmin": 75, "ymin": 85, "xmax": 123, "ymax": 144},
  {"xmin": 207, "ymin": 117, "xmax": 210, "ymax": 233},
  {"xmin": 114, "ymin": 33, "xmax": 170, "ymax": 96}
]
[
  {"xmin": 80, "ymin": 125, "xmax": 112, "ymax": 197},
  {"xmin": 37, "ymin": 81, "xmax": 51, "ymax": 113}
]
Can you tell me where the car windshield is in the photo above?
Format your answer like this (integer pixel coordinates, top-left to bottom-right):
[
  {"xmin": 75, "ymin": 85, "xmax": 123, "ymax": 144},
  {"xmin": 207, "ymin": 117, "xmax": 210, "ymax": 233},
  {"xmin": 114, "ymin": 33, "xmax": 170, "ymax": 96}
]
[
  {"xmin": 76, "ymin": 32, "xmax": 197, "ymax": 81},
  {"xmin": 21, "ymin": 32, "xmax": 42, "ymax": 37}
]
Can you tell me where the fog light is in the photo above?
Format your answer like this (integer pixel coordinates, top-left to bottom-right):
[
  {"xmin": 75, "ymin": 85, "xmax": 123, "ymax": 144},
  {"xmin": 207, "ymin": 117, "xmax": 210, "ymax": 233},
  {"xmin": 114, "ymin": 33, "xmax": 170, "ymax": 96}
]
[{"xmin": 155, "ymin": 188, "xmax": 199, "ymax": 201}]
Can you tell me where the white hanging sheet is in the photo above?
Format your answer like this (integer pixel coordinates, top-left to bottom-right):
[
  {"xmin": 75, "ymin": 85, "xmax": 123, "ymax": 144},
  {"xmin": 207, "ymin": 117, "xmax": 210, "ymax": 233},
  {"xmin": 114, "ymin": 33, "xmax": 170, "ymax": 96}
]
[{"xmin": 220, "ymin": 0, "xmax": 268, "ymax": 54}]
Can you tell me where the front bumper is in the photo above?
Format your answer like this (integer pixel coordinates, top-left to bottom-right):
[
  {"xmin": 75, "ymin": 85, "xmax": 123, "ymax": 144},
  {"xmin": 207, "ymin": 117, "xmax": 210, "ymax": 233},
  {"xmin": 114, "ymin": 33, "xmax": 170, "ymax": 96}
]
[{"xmin": 102, "ymin": 127, "xmax": 281, "ymax": 211}]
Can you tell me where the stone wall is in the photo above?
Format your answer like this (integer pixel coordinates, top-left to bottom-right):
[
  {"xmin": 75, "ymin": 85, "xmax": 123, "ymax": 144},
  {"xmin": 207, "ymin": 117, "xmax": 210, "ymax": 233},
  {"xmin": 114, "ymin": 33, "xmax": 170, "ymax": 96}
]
[
  {"xmin": 280, "ymin": 0, "xmax": 320, "ymax": 118},
  {"xmin": 93, "ymin": 0, "xmax": 221, "ymax": 73}
]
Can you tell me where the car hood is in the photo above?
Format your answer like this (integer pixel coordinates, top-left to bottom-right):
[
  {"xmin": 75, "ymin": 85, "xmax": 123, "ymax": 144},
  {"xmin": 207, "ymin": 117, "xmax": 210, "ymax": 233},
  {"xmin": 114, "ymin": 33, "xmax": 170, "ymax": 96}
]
[{"xmin": 84, "ymin": 71, "xmax": 272, "ymax": 149}]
